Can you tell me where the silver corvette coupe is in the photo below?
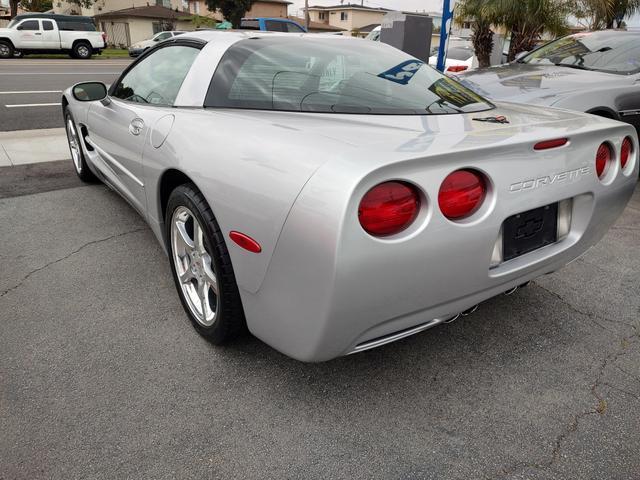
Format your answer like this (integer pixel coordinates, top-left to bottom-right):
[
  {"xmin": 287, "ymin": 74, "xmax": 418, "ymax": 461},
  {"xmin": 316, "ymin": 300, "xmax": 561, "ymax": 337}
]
[{"xmin": 63, "ymin": 31, "xmax": 638, "ymax": 362}]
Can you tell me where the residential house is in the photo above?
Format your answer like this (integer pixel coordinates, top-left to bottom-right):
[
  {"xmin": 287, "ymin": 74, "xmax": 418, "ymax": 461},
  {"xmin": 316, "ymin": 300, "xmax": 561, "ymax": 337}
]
[
  {"xmin": 305, "ymin": 3, "xmax": 388, "ymax": 36},
  {"xmin": 92, "ymin": 5, "xmax": 201, "ymax": 47},
  {"xmin": 288, "ymin": 15, "xmax": 345, "ymax": 33},
  {"xmin": 183, "ymin": 0, "xmax": 290, "ymax": 21}
]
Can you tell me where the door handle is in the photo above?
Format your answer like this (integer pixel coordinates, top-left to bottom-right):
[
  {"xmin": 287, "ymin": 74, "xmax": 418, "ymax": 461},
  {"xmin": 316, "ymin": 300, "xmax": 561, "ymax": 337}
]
[
  {"xmin": 129, "ymin": 118, "xmax": 145, "ymax": 136},
  {"xmin": 35, "ymin": 32, "xmax": 42, "ymax": 35}
]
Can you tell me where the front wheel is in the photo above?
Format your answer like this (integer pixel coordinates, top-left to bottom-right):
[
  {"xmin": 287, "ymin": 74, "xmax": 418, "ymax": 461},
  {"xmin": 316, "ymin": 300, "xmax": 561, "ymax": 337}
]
[
  {"xmin": 166, "ymin": 183, "xmax": 246, "ymax": 344},
  {"xmin": 0, "ymin": 41, "xmax": 14, "ymax": 59},
  {"xmin": 64, "ymin": 109, "xmax": 97, "ymax": 183}
]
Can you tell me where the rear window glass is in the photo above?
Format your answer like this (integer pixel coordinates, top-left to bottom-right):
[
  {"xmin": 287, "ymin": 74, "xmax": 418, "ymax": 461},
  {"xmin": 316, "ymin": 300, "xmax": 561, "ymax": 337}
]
[
  {"xmin": 447, "ymin": 47, "xmax": 474, "ymax": 61},
  {"xmin": 240, "ymin": 20, "xmax": 260, "ymax": 30},
  {"xmin": 57, "ymin": 20, "xmax": 96, "ymax": 31},
  {"xmin": 206, "ymin": 37, "xmax": 492, "ymax": 115}
]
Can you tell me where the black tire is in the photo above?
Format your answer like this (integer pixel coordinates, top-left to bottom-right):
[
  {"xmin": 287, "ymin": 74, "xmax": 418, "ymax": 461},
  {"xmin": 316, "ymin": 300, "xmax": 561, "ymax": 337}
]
[
  {"xmin": 166, "ymin": 183, "xmax": 247, "ymax": 343},
  {"xmin": 64, "ymin": 108, "xmax": 98, "ymax": 183},
  {"xmin": 0, "ymin": 40, "xmax": 14, "ymax": 59},
  {"xmin": 72, "ymin": 42, "xmax": 92, "ymax": 59}
]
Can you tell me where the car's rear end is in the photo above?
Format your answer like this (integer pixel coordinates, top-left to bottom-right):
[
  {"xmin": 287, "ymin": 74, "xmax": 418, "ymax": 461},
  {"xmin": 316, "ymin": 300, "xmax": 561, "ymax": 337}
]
[{"xmin": 240, "ymin": 104, "xmax": 638, "ymax": 361}]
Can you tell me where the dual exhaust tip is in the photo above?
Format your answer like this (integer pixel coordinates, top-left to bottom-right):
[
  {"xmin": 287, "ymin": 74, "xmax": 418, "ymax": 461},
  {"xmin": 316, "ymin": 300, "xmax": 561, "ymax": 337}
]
[{"xmin": 443, "ymin": 281, "xmax": 530, "ymax": 324}]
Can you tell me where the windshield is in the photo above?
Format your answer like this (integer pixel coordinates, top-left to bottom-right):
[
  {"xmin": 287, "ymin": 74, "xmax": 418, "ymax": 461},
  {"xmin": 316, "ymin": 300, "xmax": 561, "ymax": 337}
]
[
  {"xmin": 447, "ymin": 46, "xmax": 474, "ymax": 61},
  {"xmin": 206, "ymin": 37, "xmax": 493, "ymax": 115},
  {"xmin": 7, "ymin": 18, "xmax": 18, "ymax": 28},
  {"xmin": 521, "ymin": 31, "xmax": 640, "ymax": 74}
]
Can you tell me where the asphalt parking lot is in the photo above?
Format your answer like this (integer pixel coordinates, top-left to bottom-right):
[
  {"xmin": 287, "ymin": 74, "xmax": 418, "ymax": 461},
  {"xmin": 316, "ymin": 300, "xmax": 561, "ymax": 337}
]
[
  {"xmin": 0, "ymin": 59, "xmax": 131, "ymax": 131},
  {"xmin": 0, "ymin": 162, "xmax": 639, "ymax": 479}
]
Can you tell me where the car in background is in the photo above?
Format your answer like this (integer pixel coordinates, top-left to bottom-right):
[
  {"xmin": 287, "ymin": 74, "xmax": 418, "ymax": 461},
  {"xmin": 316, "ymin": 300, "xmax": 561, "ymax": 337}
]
[
  {"xmin": 240, "ymin": 17, "xmax": 306, "ymax": 33},
  {"xmin": 429, "ymin": 41, "xmax": 475, "ymax": 74},
  {"xmin": 128, "ymin": 31, "xmax": 186, "ymax": 57},
  {"xmin": 459, "ymin": 30, "xmax": 640, "ymax": 135},
  {"xmin": 62, "ymin": 31, "xmax": 637, "ymax": 361},
  {"xmin": 0, "ymin": 13, "xmax": 105, "ymax": 59},
  {"xmin": 365, "ymin": 25, "xmax": 381, "ymax": 41}
]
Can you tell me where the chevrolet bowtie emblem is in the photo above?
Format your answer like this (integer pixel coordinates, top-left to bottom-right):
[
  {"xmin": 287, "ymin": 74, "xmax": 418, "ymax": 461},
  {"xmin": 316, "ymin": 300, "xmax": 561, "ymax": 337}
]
[{"xmin": 473, "ymin": 115, "xmax": 509, "ymax": 124}]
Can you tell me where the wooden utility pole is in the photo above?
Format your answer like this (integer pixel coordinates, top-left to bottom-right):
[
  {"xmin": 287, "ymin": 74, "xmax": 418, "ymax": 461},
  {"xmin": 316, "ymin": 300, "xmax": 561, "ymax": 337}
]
[{"xmin": 304, "ymin": 0, "xmax": 310, "ymax": 31}]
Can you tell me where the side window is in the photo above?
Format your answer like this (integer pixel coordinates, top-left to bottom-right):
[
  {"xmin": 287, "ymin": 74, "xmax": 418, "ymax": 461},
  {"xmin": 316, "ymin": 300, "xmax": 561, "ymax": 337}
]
[
  {"xmin": 43, "ymin": 20, "xmax": 54, "ymax": 31},
  {"xmin": 155, "ymin": 32, "xmax": 171, "ymax": 41},
  {"xmin": 265, "ymin": 20, "xmax": 286, "ymax": 32},
  {"xmin": 112, "ymin": 45, "xmax": 200, "ymax": 106},
  {"xmin": 285, "ymin": 22, "xmax": 305, "ymax": 33},
  {"xmin": 19, "ymin": 20, "xmax": 40, "ymax": 31}
]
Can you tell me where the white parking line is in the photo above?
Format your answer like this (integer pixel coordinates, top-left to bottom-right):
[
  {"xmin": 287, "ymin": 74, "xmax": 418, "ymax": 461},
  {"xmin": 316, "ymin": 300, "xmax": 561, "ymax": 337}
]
[
  {"xmin": 5, "ymin": 103, "xmax": 62, "ymax": 108},
  {"xmin": 0, "ymin": 90, "xmax": 62, "ymax": 94}
]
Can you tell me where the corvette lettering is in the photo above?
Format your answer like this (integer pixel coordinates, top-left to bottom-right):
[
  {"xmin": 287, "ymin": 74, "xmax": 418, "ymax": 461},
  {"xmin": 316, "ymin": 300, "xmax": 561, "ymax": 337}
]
[{"xmin": 509, "ymin": 166, "xmax": 591, "ymax": 192}]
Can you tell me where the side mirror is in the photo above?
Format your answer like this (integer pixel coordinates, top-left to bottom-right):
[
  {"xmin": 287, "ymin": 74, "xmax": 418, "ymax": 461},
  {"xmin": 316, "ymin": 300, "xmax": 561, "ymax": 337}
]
[
  {"xmin": 16, "ymin": 25, "xmax": 24, "ymax": 30},
  {"xmin": 72, "ymin": 82, "xmax": 108, "ymax": 102},
  {"xmin": 153, "ymin": 37, "xmax": 160, "ymax": 42}
]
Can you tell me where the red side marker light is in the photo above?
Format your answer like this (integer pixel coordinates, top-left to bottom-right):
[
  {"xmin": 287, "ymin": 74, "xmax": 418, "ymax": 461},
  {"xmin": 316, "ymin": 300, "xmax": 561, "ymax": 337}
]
[
  {"xmin": 534, "ymin": 138, "xmax": 568, "ymax": 151},
  {"xmin": 229, "ymin": 231, "xmax": 262, "ymax": 253},
  {"xmin": 447, "ymin": 65, "xmax": 469, "ymax": 73}
]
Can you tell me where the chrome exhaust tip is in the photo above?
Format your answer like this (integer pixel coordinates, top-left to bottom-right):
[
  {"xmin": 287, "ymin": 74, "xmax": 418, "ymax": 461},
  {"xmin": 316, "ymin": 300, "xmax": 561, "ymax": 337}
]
[
  {"xmin": 443, "ymin": 313, "xmax": 460, "ymax": 324},
  {"xmin": 504, "ymin": 286, "xmax": 518, "ymax": 296},
  {"xmin": 460, "ymin": 304, "xmax": 479, "ymax": 316}
]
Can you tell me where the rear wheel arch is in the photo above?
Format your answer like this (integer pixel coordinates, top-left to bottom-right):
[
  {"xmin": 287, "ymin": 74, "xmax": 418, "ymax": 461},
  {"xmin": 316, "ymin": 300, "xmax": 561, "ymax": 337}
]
[{"xmin": 587, "ymin": 107, "xmax": 620, "ymax": 121}]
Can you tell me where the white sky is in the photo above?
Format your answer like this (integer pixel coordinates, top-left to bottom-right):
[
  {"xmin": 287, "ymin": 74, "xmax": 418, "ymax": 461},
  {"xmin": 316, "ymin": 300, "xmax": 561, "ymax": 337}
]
[{"xmin": 288, "ymin": 0, "xmax": 444, "ymax": 17}]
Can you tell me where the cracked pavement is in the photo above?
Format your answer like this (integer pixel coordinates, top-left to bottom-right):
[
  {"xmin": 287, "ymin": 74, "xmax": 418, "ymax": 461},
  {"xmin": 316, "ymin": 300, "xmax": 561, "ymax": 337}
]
[{"xmin": 0, "ymin": 178, "xmax": 639, "ymax": 480}]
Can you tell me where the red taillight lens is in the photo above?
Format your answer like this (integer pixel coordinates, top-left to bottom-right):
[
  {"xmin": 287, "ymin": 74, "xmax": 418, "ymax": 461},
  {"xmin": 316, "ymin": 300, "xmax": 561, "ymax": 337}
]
[
  {"xmin": 621, "ymin": 137, "xmax": 632, "ymax": 169},
  {"xmin": 438, "ymin": 169, "xmax": 487, "ymax": 220},
  {"xmin": 595, "ymin": 143, "xmax": 612, "ymax": 179},
  {"xmin": 358, "ymin": 181, "xmax": 420, "ymax": 237},
  {"xmin": 447, "ymin": 65, "xmax": 468, "ymax": 72}
]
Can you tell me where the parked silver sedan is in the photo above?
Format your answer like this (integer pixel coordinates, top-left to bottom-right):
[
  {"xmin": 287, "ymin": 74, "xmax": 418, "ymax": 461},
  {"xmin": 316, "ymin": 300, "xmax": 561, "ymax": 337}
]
[
  {"xmin": 459, "ymin": 31, "xmax": 640, "ymax": 132},
  {"xmin": 63, "ymin": 31, "xmax": 637, "ymax": 361}
]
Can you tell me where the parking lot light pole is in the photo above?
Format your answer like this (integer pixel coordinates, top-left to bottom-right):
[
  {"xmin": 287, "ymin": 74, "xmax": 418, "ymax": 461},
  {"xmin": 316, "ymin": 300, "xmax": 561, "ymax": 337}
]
[{"xmin": 436, "ymin": 0, "xmax": 456, "ymax": 72}]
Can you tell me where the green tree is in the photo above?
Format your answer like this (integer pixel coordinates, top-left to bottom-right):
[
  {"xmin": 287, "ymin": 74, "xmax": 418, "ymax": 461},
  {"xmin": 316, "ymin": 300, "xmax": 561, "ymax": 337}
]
[
  {"xmin": 19, "ymin": 0, "xmax": 53, "ymax": 12},
  {"xmin": 574, "ymin": 0, "xmax": 640, "ymax": 28},
  {"xmin": 204, "ymin": 0, "xmax": 254, "ymax": 28},
  {"xmin": 456, "ymin": 0, "xmax": 497, "ymax": 68},
  {"xmin": 490, "ymin": 0, "xmax": 570, "ymax": 61}
]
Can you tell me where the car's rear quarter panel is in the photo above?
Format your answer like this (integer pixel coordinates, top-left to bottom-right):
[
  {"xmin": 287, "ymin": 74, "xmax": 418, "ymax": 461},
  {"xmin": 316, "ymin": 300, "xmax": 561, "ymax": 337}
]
[{"xmin": 241, "ymin": 109, "xmax": 638, "ymax": 361}]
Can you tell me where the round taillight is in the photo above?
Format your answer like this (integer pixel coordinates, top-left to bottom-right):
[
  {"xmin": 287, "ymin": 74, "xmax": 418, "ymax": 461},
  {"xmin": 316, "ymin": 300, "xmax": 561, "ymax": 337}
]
[
  {"xmin": 621, "ymin": 137, "xmax": 633, "ymax": 169},
  {"xmin": 438, "ymin": 169, "xmax": 486, "ymax": 220},
  {"xmin": 358, "ymin": 181, "xmax": 420, "ymax": 237},
  {"xmin": 595, "ymin": 143, "xmax": 612, "ymax": 179}
]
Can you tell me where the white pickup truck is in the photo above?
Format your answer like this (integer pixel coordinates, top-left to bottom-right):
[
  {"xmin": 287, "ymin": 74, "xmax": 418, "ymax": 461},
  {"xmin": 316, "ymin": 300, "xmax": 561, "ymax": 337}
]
[{"xmin": 0, "ymin": 14, "xmax": 106, "ymax": 59}]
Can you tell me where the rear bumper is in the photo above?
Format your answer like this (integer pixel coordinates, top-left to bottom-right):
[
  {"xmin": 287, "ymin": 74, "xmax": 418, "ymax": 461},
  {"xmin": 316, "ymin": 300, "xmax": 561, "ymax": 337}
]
[{"xmin": 240, "ymin": 123, "xmax": 639, "ymax": 362}]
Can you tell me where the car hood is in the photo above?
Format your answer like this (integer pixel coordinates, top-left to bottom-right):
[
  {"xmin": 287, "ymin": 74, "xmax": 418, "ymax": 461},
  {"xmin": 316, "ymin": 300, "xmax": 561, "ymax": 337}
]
[
  {"xmin": 457, "ymin": 63, "xmax": 635, "ymax": 105},
  {"xmin": 131, "ymin": 39, "xmax": 154, "ymax": 49},
  {"xmin": 0, "ymin": 28, "xmax": 11, "ymax": 34}
]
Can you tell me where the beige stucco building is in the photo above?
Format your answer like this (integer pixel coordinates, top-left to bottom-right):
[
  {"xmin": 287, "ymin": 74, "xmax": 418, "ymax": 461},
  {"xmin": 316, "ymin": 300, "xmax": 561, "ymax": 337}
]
[
  {"xmin": 305, "ymin": 3, "xmax": 388, "ymax": 36},
  {"xmin": 53, "ymin": 0, "xmax": 293, "ymax": 47}
]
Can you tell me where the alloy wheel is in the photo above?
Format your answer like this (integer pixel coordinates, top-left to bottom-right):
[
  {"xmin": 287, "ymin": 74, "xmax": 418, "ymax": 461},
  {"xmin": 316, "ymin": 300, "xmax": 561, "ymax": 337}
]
[
  {"xmin": 66, "ymin": 118, "xmax": 82, "ymax": 173},
  {"xmin": 171, "ymin": 206, "xmax": 219, "ymax": 327}
]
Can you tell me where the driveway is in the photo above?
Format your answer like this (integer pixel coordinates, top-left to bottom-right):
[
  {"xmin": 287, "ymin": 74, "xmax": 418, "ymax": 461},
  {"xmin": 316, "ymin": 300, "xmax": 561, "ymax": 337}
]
[{"xmin": 1, "ymin": 167, "xmax": 638, "ymax": 479}]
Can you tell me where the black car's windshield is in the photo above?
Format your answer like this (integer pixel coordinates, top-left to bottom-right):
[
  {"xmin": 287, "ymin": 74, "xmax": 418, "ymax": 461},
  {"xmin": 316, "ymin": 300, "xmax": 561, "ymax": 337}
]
[
  {"xmin": 206, "ymin": 37, "xmax": 493, "ymax": 115},
  {"xmin": 521, "ymin": 31, "xmax": 640, "ymax": 74}
]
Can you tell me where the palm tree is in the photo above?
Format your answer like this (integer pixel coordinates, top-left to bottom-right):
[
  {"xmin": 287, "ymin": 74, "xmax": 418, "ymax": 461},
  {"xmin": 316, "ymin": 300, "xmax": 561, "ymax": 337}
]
[
  {"xmin": 456, "ymin": 0, "xmax": 496, "ymax": 68},
  {"xmin": 575, "ymin": 0, "xmax": 640, "ymax": 28},
  {"xmin": 489, "ymin": 0, "xmax": 571, "ymax": 61}
]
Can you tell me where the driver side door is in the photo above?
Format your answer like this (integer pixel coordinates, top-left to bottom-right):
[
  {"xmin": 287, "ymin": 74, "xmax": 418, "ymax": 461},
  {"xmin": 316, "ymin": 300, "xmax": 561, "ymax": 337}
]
[{"xmin": 85, "ymin": 43, "xmax": 201, "ymax": 216}]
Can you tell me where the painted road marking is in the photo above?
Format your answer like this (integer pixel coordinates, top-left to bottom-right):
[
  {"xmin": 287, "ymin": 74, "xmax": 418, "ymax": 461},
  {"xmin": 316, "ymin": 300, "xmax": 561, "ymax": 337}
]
[
  {"xmin": 5, "ymin": 103, "xmax": 62, "ymax": 108},
  {"xmin": 0, "ymin": 90, "xmax": 62, "ymax": 94}
]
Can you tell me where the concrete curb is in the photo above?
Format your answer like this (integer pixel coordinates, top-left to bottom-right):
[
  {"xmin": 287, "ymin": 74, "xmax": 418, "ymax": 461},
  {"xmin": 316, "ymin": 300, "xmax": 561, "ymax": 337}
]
[{"xmin": 0, "ymin": 128, "xmax": 69, "ymax": 167}]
